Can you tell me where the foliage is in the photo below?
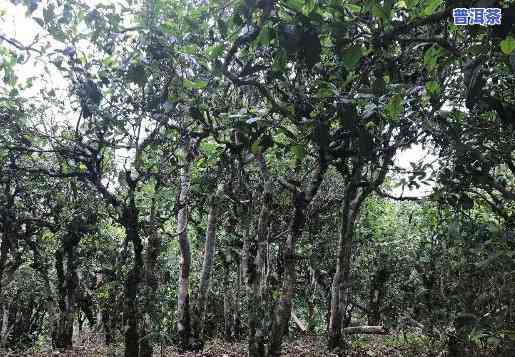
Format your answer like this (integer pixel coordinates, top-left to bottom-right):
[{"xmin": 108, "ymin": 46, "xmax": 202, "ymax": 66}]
[{"xmin": 0, "ymin": 0, "xmax": 514, "ymax": 356}]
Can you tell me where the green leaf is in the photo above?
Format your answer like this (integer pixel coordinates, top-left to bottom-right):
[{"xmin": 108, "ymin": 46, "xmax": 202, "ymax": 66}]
[
  {"xmin": 207, "ymin": 44, "xmax": 224, "ymax": 59},
  {"xmin": 184, "ymin": 79, "xmax": 208, "ymax": 89},
  {"xmin": 345, "ymin": 4, "xmax": 362, "ymax": 13},
  {"xmin": 383, "ymin": 0, "xmax": 394, "ymax": 19},
  {"xmin": 181, "ymin": 44, "xmax": 198, "ymax": 55},
  {"xmin": 102, "ymin": 56, "xmax": 115, "ymax": 67},
  {"xmin": 250, "ymin": 140, "xmax": 261, "ymax": 155},
  {"xmin": 291, "ymin": 144, "xmax": 306, "ymax": 162},
  {"xmin": 302, "ymin": 0, "xmax": 316, "ymax": 16},
  {"xmin": 342, "ymin": 45, "xmax": 363, "ymax": 71},
  {"xmin": 385, "ymin": 94, "xmax": 404, "ymax": 121},
  {"xmin": 370, "ymin": 1, "xmax": 387, "ymax": 20},
  {"xmin": 365, "ymin": 121, "xmax": 376, "ymax": 130},
  {"xmin": 49, "ymin": 26, "xmax": 66, "ymax": 41},
  {"xmin": 420, "ymin": 0, "xmax": 443, "ymax": 17},
  {"xmin": 425, "ymin": 81, "xmax": 441, "ymax": 97},
  {"xmin": 256, "ymin": 26, "xmax": 273, "ymax": 47},
  {"xmin": 9, "ymin": 88, "xmax": 19, "ymax": 98},
  {"xmin": 317, "ymin": 84, "xmax": 333, "ymax": 98},
  {"xmin": 272, "ymin": 50, "xmax": 287, "ymax": 72},
  {"xmin": 500, "ymin": 36, "xmax": 515, "ymax": 55},
  {"xmin": 286, "ymin": 0, "xmax": 304, "ymax": 13},
  {"xmin": 33, "ymin": 17, "xmax": 45, "ymax": 28},
  {"xmin": 43, "ymin": 4, "xmax": 55, "ymax": 24},
  {"xmin": 423, "ymin": 45, "xmax": 442, "ymax": 72}
]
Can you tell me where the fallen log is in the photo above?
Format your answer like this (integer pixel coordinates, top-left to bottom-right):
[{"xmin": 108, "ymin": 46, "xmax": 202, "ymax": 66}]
[{"xmin": 342, "ymin": 325, "xmax": 388, "ymax": 335}]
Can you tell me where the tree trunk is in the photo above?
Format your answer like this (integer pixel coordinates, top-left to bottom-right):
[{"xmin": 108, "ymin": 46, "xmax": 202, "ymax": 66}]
[
  {"xmin": 367, "ymin": 264, "xmax": 390, "ymax": 326},
  {"xmin": 243, "ymin": 205, "xmax": 265, "ymax": 357},
  {"xmin": 0, "ymin": 231, "xmax": 10, "ymax": 348},
  {"xmin": 193, "ymin": 183, "xmax": 223, "ymax": 343},
  {"xmin": 266, "ymin": 152, "xmax": 326, "ymax": 356},
  {"xmin": 141, "ymin": 183, "xmax": 163, "ymax": 357},
  {"xmin": 0, "ymin": 303, "xmax": 9, "ymax": 348},
  {"xmin": 53, "ymin": 218, "xmax": 83, "ymax": 351},
  {"xmin": 123, "ymin": 200, "xmax": 146, "ymax": 357},
  {"xmin": 0, "ymin": 230, "xmax": 9, "ymax": 296},
  {"xmin": 176, "ymin": 161, "xmax": 194, "ymax": 351},
  {"xmin": 233, "ymin": 260, "xmax": 242, "ymax": 339},
  {"xmin": 95, "ymin": 272, "xmax": 103, "ymax": 330},
  {"xmin": 223, "ymin": 264, "xmax": 233, "ymax": 341},
  {"xmin": 248, "ymin": 153, "xmax": 272, "ymax": 357},
  {"xmin": 53, "ymin": 247, "xmax": 73, "ymax": 350},
  {"xmin": 102, "ymin": 308, "xmax": 113, "ymax": 345},
  {"xmin": 38, "ymin": 263, "xmax": 60, "ymax": 351},
  {"xmin": 97, "ymin": 272, "xmax": 117, "ymax": 346},
  {"xmin": 0, "ymin": 219, "xmax": 14, "ymax": 349},
  {"xmin": 307, "ymin": 267, "xmax": 317, "ymax": 334},
  {"xmin": 328, "ymin": 185, "xmax": 365, "ymax": 350},
  {"xmin": 268, "ymin": 191, "xmax": 307, "ymax": 356}
]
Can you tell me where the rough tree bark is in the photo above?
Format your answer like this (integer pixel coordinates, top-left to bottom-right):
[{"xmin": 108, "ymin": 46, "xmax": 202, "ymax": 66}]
[
  {"xmin": 0, "ymin": 186, "xmax": 15, "ymax": 349},
  {"xmin": 268, "ymin": 191, "xmax": 307, "ymax": 356},
  {"xmin": 53, "ymin": 215, "xmax": 91, "ymax": 350},
  {"xmin": 122, "ymin": 193, "xmax": 146, "ymax": 357},
  {"xmin": 233, "ymin": 258, "xmax": 242, "ymax": 339},
  {"xmin": 267, "ymin": 155, "xmax": 326, "ymax": 356},
  {"xmin": 176, "ymin": 158, "xmax": 194, "ymax": 351},
  {"xmin": 53, "ymin": 247, "xmax": 76, "ymax": 350},
  {"xmin": 367, "ymin": 262, "xmax": 391, "ymax": 326},
  {"xmin": 223, "ymin": 262, "xmax": 233, "ymax": 341},
  {"xmin": 328, "ymin": 146, "xmax": 395, "ymax": 351},
  {"xmin": 0, "ymin": 232, "xmax": 9, "ymax": 349},
  {"xmin": 140, "ymin": 181, "xmax": 163, "ymax": 357},
  {"xmin": 328, "ymin": 181, "xmax": 366, "ymax": 351},
  {"xmin": 0, "ymin": 303, "xmax": 8, "ymax": 348},
  {"xmin": 193, "ymin": 182, "xmax": 224, "ymax": 342},
  {"xmin": 221, "ymin": 221, "xmax": 239, "ymax": 340},
  {"xmin": 307, "ymin": 211, "xmax": 321, "ymax": 334},
  {"xmin": 248, "ymin": 152, "xmax": 272, "ymax": 357}
]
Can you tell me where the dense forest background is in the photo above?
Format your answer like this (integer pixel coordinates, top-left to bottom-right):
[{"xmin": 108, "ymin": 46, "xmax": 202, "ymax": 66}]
[{"xmin": 0, "ymin": 0, "xmax": 514, "ymax": 356}]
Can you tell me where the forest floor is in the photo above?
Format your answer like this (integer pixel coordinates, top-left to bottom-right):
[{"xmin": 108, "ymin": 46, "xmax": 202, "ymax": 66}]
[{"xmin": 0, "ymin": 333, "xmax": 499, "ymax": 357}]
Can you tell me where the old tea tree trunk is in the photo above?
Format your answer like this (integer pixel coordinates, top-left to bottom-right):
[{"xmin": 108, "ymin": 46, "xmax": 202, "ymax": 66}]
[
  {"xmin": 268, "ymin": 190, "xmax": 307, "ymax": 356},
  {"xmin": 328, "ymin": 181, "xmax": 366, "ymax": 351},
  {"xmin": 176, "ymin": 149, "xmax": 195, "ymax": 351},
  {"xmin": 53, "ymin": 215, "xmax": 94, "ymax": 350},
  {"xmin": 328, "ymin": 149, "xmax": 394, "ymax": 351},
  {"xmin": 267, "ymin": 156, "xmax": 327, "ymax": 357},
  {"xmin": 247, "ymin": 152, "xmax": 273, "ymax": 357},
  {"xmin": 141, "ymin": 180, "xmax": 163, "ymax": 357},
  {"xmin": 367, "ymin": 259, "xmax": 391, "ymax": 326},
  {"xmin": 122, "ymin": 182, "xmax": 148, "ymax": 357},
  {"xmin": 192, "ymin": 182, "xmax": 224, "ymax": 343}
]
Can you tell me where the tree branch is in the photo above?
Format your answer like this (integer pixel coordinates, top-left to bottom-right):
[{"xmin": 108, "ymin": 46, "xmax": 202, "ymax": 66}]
[
  {"xmin": 376, "ymin": 7, "xmax": 452, "ymax": 46},
  {"xmin": 375, "ymin": 188, "xmax": 426, "ymax": 202}
]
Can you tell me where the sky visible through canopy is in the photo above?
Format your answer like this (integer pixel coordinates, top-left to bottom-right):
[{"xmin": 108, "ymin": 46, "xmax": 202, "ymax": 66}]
[{"xmin": 1, "ymin": 0, "xmax": 436, "ymax": 198}]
